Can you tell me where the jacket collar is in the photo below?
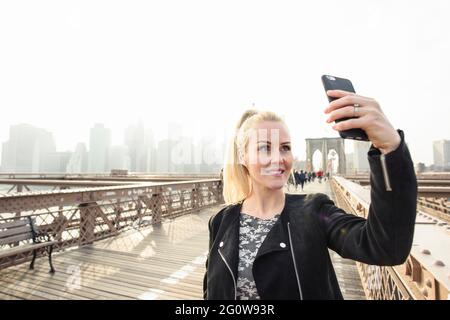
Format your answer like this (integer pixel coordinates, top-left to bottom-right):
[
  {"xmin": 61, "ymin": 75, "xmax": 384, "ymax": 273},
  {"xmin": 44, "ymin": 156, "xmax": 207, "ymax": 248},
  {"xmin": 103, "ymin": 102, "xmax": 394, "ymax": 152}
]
[{"xmin": 216, "ymin": 193, "xmax": 299, "ymax": 281}]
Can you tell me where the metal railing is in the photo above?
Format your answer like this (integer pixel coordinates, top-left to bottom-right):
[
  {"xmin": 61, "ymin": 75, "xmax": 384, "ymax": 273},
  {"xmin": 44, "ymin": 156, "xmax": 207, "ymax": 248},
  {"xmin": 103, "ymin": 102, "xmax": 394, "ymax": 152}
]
[
  {"xmin": 417, "ymin": 197, "xmax": 449, "ymax": 223},
  {"xmin": 330, "ymin": 176, "xmax": 450, "ymax": 300},
  {"xmin": 0, "ymin": 179, "xmax": 224, "ymax": 270},
  {"xmin": 0, "ymin": 173, "xmax": 221, "ymax": 194}
]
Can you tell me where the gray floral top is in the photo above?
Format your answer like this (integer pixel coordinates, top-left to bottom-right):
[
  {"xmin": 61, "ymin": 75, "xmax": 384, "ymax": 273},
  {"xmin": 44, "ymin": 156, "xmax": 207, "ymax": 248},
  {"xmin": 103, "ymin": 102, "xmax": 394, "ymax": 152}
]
[{"xmin": 236, "ymin": 212, "xmax": 280, "ymax": 300}]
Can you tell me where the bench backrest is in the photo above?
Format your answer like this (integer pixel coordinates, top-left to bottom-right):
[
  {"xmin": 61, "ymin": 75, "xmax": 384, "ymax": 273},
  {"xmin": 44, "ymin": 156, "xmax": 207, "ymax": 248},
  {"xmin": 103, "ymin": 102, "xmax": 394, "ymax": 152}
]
[{"xmin": 0, "ymin": 218, "xmax": 36, "ymax": 246}]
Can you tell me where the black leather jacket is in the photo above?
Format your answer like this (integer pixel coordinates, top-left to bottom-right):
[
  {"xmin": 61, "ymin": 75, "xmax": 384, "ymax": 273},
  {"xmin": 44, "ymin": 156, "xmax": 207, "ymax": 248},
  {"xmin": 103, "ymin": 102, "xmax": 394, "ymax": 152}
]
[{"xmin": 203, "ymin": 130, "xmax": 417, "ymax": 300}]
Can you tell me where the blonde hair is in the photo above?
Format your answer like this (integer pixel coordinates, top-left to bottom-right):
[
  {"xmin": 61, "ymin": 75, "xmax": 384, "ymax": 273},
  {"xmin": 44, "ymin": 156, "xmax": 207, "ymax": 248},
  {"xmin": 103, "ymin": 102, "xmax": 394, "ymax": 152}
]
[{"xmin": 222, "ymin": 109, "xmax": 291, "ymax": 205}]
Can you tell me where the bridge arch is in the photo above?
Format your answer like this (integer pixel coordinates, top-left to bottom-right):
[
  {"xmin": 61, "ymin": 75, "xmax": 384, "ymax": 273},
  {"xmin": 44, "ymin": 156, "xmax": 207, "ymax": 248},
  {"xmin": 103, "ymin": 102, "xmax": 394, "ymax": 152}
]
[{"xmin": 305, "ymin": 137, "xmax": 346, "ymax": 174}]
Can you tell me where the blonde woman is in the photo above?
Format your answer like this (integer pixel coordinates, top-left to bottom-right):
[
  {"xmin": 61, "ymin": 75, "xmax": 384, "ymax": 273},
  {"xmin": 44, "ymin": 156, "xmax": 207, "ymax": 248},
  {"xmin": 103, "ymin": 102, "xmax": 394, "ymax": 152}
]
[{"xmin": 203, "ymin": 90, "xmax": 417, "ymax": 300}]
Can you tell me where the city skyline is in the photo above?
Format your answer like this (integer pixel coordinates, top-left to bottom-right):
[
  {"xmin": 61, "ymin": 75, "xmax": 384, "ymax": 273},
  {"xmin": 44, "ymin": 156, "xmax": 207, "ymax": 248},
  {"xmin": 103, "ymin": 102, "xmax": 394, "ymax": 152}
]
[
  {"xmin": 1, "ymin": 122, "xmax": 448, "ymax": 174},
  {"xmin": 1, "ymin": 1, "xmax": 450, "ymax": 167},
  {"xmin": 0, "ymin": 122, "xmax": 227, "ymax": 174}
]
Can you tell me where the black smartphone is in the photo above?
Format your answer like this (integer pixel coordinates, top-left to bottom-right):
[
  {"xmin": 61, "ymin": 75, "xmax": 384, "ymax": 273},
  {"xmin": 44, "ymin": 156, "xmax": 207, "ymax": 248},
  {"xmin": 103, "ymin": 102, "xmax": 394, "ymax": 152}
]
[{"xmin": 321, "ymin": 75, "xmax": 369, "ymax": 141}]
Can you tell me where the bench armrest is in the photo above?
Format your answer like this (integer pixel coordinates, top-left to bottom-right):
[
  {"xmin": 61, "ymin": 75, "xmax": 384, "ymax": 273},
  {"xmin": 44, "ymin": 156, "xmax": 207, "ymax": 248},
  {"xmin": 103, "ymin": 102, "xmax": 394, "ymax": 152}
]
[{"xmin": 33, "ymin": 230, "xmax": 55, "ymax": 244}]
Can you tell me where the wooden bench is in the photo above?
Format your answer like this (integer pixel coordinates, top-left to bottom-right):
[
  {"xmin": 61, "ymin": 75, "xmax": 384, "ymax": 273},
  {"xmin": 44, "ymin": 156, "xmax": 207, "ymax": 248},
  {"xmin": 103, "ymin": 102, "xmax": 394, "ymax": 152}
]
[{"xmin": 0, "ymin": 217, "xmax": 57, "ymax": 273}]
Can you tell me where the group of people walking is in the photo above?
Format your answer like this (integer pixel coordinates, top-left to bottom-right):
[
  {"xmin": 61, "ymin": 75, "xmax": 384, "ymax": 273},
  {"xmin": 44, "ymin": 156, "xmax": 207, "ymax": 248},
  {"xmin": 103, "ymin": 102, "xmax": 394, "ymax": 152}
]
[{"xmin": 287, "ymin": 169, "xmax": 330, "ymax": 191}]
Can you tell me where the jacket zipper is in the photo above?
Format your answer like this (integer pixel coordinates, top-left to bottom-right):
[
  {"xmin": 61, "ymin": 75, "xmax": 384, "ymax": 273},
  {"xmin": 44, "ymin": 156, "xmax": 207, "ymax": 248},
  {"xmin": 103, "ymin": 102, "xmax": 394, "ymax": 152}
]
[
  {"xmin": 218, "ymin": 248, "xmax": 237, "ymax": 300},
  {"xmin": 287, "ymin": 222, "xmax": 304, "ymax": 300},
  {"xmin": 380, "ymin": 154, "xmax": 392, "ymax": 191}
]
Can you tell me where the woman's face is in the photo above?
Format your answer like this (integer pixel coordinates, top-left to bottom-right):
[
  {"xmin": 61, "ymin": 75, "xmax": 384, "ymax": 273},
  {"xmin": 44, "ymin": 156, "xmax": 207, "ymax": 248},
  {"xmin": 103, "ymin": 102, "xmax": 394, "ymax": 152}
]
[{"xmin": 243, "ymin": 121, "xmax": 293, "ymax": 191}]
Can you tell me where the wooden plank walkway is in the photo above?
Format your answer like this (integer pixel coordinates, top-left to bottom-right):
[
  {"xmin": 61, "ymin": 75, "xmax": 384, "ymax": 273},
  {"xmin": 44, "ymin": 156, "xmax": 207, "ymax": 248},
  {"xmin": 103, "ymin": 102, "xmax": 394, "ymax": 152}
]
[
  {"xmin": 0, "ymin": 206, "xmax": 219, "ymax": 300},
  {"xmin": 0, "ymin": 180, "xmax": 365, "ymax": 300}
]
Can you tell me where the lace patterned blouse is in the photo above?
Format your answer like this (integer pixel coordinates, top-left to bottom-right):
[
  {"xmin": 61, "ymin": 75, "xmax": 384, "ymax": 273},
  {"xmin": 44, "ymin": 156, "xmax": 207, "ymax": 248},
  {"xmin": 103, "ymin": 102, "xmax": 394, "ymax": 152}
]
[{"xmin": 236, "ymin": 212, "xmax": 280, "ymax": 300}]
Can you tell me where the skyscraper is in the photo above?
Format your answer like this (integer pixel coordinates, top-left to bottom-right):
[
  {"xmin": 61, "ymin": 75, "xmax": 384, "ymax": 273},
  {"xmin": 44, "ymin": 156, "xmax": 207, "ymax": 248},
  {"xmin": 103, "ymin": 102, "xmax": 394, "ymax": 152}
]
[
  {"xmin": 433, "ymin": 140, "xmax": 450, "ymax": 169},
  {"xmin": 66, "ymin": 143, "xmax": 88, "ymax": 173},
  {"xmin": 146, "ymin": 128, "xmax": 156, "ymax": 173},
  {"xmin": 1, "ymin": 124, "xmax": 56, "ymax": 172},
  {"xmin": 124, "ymin": 121, "xmax": 156, "ymax": 173},
  {"xmin": 156, "ymin": 139, "xmax": 171, "ymax": 173},
  {"xmin": 42, "ymin": 151, "xmax": 72, "ymax": 173},
  {"xmin": 109, "ymin": 145, "xmax": 131, "ymax": 171},
  {"xmin": 88, "ymin": 123, "xmax": 111, "ymax": 173},
  {"xmin": 156, "ymin": 122, "xmax": 183, "ymax": 173}
]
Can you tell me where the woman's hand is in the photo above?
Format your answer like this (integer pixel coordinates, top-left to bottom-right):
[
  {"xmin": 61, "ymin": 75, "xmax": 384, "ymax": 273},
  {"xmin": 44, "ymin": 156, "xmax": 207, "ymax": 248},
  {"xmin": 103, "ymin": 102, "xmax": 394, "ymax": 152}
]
[{"xmin": 324, "ymin": 90, "xmax": 401, "ymax": 155}]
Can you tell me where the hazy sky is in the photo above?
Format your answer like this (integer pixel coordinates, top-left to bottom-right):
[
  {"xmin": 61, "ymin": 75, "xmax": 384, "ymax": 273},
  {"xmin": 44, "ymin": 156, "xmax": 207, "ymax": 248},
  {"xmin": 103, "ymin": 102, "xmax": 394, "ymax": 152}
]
[{"xmin": 1, "ymin": 0, "xmax": 449, "ymax": 165}]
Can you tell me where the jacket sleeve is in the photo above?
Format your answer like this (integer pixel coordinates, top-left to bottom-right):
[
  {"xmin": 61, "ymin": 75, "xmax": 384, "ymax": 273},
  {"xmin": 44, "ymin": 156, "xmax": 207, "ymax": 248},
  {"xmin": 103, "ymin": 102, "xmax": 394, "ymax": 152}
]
[{"xmin": 318, "ymin": 130, "xmax": 418, "ymax": 266}]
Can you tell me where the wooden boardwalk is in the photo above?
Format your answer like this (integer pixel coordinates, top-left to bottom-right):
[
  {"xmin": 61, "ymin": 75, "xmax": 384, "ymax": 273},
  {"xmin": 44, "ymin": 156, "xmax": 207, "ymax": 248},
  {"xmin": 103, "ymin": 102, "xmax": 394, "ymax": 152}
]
[
  {"xmin": 0, "ymin": 206, "xmax": 218, "ymax": 300},
  {"xmin": 0, "ymin": 180, "xmax": 365, "ymax": 300}
]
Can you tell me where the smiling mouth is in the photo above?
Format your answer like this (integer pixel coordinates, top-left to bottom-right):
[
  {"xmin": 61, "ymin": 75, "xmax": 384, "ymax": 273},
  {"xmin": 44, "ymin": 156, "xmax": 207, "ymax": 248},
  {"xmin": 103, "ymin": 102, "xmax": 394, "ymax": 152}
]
[{"xmin": 263, "ymin": 169, "xmax": 285, "ymax": 175}]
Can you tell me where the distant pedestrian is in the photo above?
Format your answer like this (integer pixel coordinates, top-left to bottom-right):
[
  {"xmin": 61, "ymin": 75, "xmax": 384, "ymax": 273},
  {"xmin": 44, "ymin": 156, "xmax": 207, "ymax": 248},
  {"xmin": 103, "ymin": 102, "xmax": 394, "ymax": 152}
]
[
  {"xmin": 294, "ymin": 170, "xmax": 300, "ymax": 190},
  {"xmin": 299, "ymin": 170, "xmax": 306, "ymax": 191},
  {"xmin": 317, "ymin": 170, "xmax": 323, "ymax": 183},
  {"xmin": 287, "ymin": 171, "xmax": 294, "ymax": 191}
]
